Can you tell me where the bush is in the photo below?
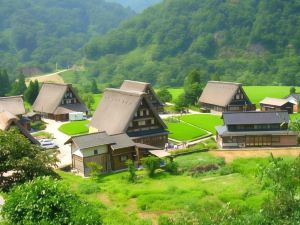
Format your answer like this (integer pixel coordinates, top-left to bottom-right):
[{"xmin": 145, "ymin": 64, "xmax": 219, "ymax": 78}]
[
  {"xmin": 219, "ymin": 165, "xmax": 234, "ymax": 176},
  {"xmin": 141, "ymin": 156, "xmax": 161, "ymax": 177},
  {"xmin": 126, "ymin": 159, "xmax": 137, "ymax": 183},
  {"xmin": 31, "ymin": 121, "xmax": 46, "ymax": 131},
  {"xmin": 189, "ymin": 163, "xmax": 219, "ymax": 176},
  {"xmin": 87, "ymin": 162, "xmax": 103, "ymax": 181},
  {"xmin": 164, "ymin": 159, "xmax": 179, "ymax": 175},
  {"xmin": 1, "ymin": 177, "xmax": 102, "ymax": 225}
]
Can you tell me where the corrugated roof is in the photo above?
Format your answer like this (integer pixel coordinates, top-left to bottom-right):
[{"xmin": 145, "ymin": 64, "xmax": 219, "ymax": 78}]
[
  {"xmin": 66, "ymin": 132, "xmax": 115, "ymax": 149},
  {"xmin": 32, "ymin": 83, "xmax": 87, "ymax": 114},
  {"xmin": 110, "ymin": 133, "xmax": 136, "ymax": 150},
  {"xmin": 286, "ymin": 93, "xmax": 300, "ymax": 102},
  {"xmin": 199, "ymin": 81, "xmax": 243, "ymax": 107},
  {"xmin": 90, "ymin": 88, "xmax": 167, "ymax": 135},
  {"xmin": 0, "ymin": 96, "xmax": 25, "ymax": 115},
  {"xmin": 222, "ymin": 111, "xmax": 290, "ymax": 125},
  {"xmin": 260, "ymin": 97, "xmax": 291, "ymax": 106},
  {"xmin": 54, "ymin": 104, "xmax": 87, "ymax": 114}
]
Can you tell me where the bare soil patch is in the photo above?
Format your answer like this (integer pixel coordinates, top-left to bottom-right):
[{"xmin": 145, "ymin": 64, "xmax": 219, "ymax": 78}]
[
  {"xmin": 26, "ymin": 73, "xmax": 64, "ymax": 85},
  {"xmin": 97, "ymin": 193, "xmax": 113, "ymax": 207},
  {"xmin": 211, "ymin": 148, "xmax": 300, "ymax": 163}
]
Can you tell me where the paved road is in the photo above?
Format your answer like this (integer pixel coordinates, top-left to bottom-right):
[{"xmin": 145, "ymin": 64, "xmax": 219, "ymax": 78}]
[{"xmin": 43, "ymin": 119, "xmax": 72, "ymax": 168}]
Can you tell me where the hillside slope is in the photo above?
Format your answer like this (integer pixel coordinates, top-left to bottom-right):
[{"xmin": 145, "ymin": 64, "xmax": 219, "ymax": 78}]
[
  {"xmin": 84, "ymin": 0, "xmax": 300, "ymax": 87},
  {"xmin": 107, "ymin": 0, "xmax": 162, "ymax": 12},
  {"xmin": 0, "ymin": 0, "xmax": 135, "ymax": 75}
]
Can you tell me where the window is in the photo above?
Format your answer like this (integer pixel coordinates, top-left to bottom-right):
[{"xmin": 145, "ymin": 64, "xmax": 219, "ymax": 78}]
[
  {"xmin": 94, "ymin": 150, "xmax": 98, "ymax": 155},
  {"xmin": 151, "ymin": 119, "xmax": 155, "ymax": 125},
  {"xmin": 236, "ymin": 94, "xmax": 240, "ymax": 100},
  {"xmin": 61, "ymin": 100, "xmax": 64, "ymax": 105},
  {"xmin": 138, "ymin": 121, "xmax": 146, "ymax": 126},
  {"xmin": 134, "ymin": 112, "xmax": 138, "ymax": 117},
  {"xmin": 120, "ymin": 155, "xmax": 127, "ymax": 162},
  {"xmin": 140, "ymin": 110, "xmax": 144, "ymax": 116},
  {"xmin": 146, "ymin": 109, "xmax": 149, "ymax": 116},
  {"xmin": 129, "ymin": 122, "xmax": 133, "ymax": 127}
]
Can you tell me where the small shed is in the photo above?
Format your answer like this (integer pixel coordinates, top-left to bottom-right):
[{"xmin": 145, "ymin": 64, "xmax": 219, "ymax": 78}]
[{"xmin": 260, "ymin": 97, "xmax": 294, "ymax": 114}]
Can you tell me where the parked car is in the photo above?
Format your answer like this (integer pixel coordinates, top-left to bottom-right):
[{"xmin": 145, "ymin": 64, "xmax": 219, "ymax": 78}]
[{"xmin": 39, "ymin": 139, "xmax": 58, "ymax": 149}]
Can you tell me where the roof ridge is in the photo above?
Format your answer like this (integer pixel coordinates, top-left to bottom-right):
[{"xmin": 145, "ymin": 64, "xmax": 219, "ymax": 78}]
[
  {"xmin": 208, "ymin": 81, "xmax": 241, "ymax": 86},
  {"xmin": 223, "ymin": 110, "xmax": 288, "ymax": 115},
  {"xmin": 0, "ymin": 95, "xmax": 23, "ymax": 99},
  {"xmin": 71, "ymin": 131, "xmax": 107, "ymax": 138},
  {"xmin": 105, "ymin": 88, "xmax": 145, "ymax": 96},
  {"xmin": 42, "ymin": 82, "xmax": 69, "ymax": 86},
  {"xmin": 123, "ymin": 80, "xmax": 150, "ymax": 85}
]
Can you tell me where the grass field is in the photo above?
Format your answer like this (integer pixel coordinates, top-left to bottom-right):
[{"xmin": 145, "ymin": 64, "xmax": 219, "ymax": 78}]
[
  {"xmin": 168, "ymin": 88, "xmax": 184, "ymax": 102},
  {"xmin": 57, "ymin": 152, "xmax": 285, "ymax": 224},
  {"xmin": 91, "ymin": 94, "xmax": 103, "ymax": 112},
  {"xmin": 58, "ymin": 120, "xmax": 89, "ymax": 135},
  {"xmin": 179, "ymin": 114, "xmax": 223, "ymax": 133},
  {"xmin": 165, "ymin": 118, "xmax": 208, "ymax": 141}
]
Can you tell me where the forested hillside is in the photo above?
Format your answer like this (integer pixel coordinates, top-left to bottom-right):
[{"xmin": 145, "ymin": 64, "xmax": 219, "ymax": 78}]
[
  {"xmin": 85, "ymin": 0, "xmax": 300, "ymax": 87},
  {"xmin": 0, "ymin": 0, "xmax": 134, "ymax": 75},
  {"xmin": 107, "ymin": 0, "xmax": 162, "ymax": 12}
]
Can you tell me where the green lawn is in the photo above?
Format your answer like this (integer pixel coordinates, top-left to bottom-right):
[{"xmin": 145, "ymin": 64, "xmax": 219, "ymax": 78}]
[
  {"xmin": 57, "ymin": 153, "xmax": 275, "ymax": 225},
  {"xmin": 165, "ymin": 119, "xmax": 208, "ymax": 141},
  {"xmin": 179, "ymin": 114, "xmax": 223, "ymax": 133},
  {"xmin": 91, "ymin": 93, "xmax": 103, "ymax": 112},
  {"xmin": 168, "ymin": 88, "xmax": 184, "ymax": 102},
  {"xmin": 58, "ymin": 120, "xmax": 89, "ymax": 135}
]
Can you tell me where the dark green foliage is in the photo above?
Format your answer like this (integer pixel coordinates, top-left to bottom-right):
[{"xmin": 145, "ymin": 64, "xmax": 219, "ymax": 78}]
[
  {"xmin": 0, "ymin": 69, "xmax": 11, "ymax": 96},
  {"xmin": 9, "ymin": 73, "xmax": 27, "ymax": 95},
  {"xmin": 24, "ymin": 80, "xmax": 39, "ymax": 104},
  {"xmin": 183, "ymin": 70, "xmax": 204, "ymax": 105},
  {"xmin": 84, "ymin": 0, "xmax": 300, "ymax": 87},
  {"xmin": 290, "ymin": 86, "xmax": 296, "ymax": 94},
  {"xmin": 81, "ymin": 92, "xmax": 95, "ymax": 112},
  {"xmin": 0, "ymin": 129, "xmax": 58, "ymax": 191},
  {"xmin": 126, "ymin": 159, "xmax": 137, "ymax": 182},
  {"xmin": 30, "ymin": 121, "xmax": 46, "ymax": 131},
  {"xmin": 0, "ymin": 0, "xmax": 134, "ymax": 74},
  {"xmin": 164, "ymin": 158, "xmax": 178, "ymax": 175},
  {"xmin": 1, "ymin": 177, "xmax": 102, "ymax": 225},
  {"xmin": 90, "ymin": 79, "xmax": 99, "ymax": 94},
  {"xmin": 157, "ymin": 88, "xmax": 172, "ymax": 103},
  {"xmin": 174, "ymin": 93, "xmax": 189, "ymax": 112},
  {"xmin": 141, "ymin": 156, "xmax": 161, "ymax": 177}
]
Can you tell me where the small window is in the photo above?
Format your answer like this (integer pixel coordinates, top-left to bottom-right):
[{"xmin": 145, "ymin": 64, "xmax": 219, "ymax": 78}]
[
  {"xmin": 236, "ymin": 94, "xmax": 240, "ymax": 100},
  {"xmin": 151, "ymin": 119, "xmax": 155, "ymax": 125},
  {"xmin": 94, "ymin": 150, "xmax": 98, "ymax": 155},
  {"xmin": 134, "ymin": 112, "xmax": 138, "ymax": 117},
  {"xmin": 120, "ymin": 155, "xmax": 127, "ymax": 162},
  {"xmin": 138, "ymin": 121, "xmax": 146, "ymax": 126},
  {"xmin": 146, "ymin": 110, "xmax": 149, "ymax": 116},
  {"xmin": 140, "ymin": 110, "xmax": 144, "ymax": 116}
]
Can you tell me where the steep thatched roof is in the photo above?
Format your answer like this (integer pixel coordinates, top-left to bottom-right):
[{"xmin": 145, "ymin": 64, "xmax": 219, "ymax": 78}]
[
  {"xmin": 260, "ymin": 97, "xmax": 292, "ymax": 107},
  {"xmin": 0, "ymin": 96, "xmax": 25, "ymax": 115},
  {"xmin": 33, "ymin": 83, "xmax": 87, "ymax": 114},
  {"xmin": 90, "ymin": 88, "xmax": 166, "ymax": 135},
  {"xmin": 199, "ymin": 81, "xmax": 245, "ymax": 107}
]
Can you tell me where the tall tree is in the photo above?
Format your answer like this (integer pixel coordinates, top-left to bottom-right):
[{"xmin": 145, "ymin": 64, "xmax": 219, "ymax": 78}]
[
  {"xmin": 10, "ymin": 73, "xmax": 27, "ymax": 96},
  {"xmin": 90, "ymin": 79, "xmax": 99, "ymax": 94},
  {"xmin": 0, "ymin": 69, "xmax": 11, "ymax": 96},
  {"xmin": 24, "ymin": 80, "xmax": 39, "ymax": 104},
  {"xmin": 184, "ymin": 70, "xmax": 205, "ymax": 105}
]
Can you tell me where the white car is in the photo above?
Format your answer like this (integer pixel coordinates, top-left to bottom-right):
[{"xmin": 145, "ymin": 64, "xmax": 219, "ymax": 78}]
[
  {"xmin": 39, "ymin": 139, "xmax": 53, "ymax": 144},
  {"xmin": 39, "ymin": 140, "xmax": 58, "ymax": 149}
]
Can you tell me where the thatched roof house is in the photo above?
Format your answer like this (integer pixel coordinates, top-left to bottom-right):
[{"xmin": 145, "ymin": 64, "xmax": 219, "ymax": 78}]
[
  {"xmin": 260, "ymin": 97, "xmax": 294, "ymax": 114},
  {"xmin": 33, "ymin": 83, "xmax": 87, "ymax": 121},
  {"xmin": 0, "ymin": 96, "xmax": 25, "ymax": 116},
  {"xmin": 199, "ymin": 81, "xmax": 255, "ymax": 112},
  {"xmin": 120, "ymin": 80, "xmax": 164, "ymax": 113},
  {"xmin": 90, "ymin": 88, "xmax": 168, "ymax": 148}
]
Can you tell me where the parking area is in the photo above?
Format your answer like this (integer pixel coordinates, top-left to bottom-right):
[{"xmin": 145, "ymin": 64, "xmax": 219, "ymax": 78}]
[{"xmin": 39, "ymin": 119, "xmax": 72, "ymax": 168}]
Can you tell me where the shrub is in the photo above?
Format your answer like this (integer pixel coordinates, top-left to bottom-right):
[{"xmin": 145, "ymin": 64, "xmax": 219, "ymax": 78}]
[
  {"xmin": 219, "ymin": 165, "xmax": 234, "ymax": 176},
  {"xmin": 1, "ymin": 177, "xmax": 102, "ymax": 225},
  {"xmin": 189, "ymin": 163, "xmax": 219, "ymax": 176},
  {"xmin": 125, "ymin": 159, "xmax": 137, "ymax": 183},
  {"xmin": 141, "ymin": 156, "xmax": 161, "ymax": 177},
  {"xmin": 164, "ymin": 159, "xmax": 179, "ymax": 175},
  {"xmin": 31, "ymin": 121, "xmax": 46, "ymax": 131},
  {"xmin": 87, "ymin": 162, "xmax": 103, "ymax": 181}
]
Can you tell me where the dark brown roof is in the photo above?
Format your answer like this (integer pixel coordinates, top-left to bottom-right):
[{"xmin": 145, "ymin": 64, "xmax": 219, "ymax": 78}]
[
  {"xmin": 260, "ymin": 97, "xmax": 291, "ymax": 107},
  {"xmin": 90, "ymin": 88, "xmax": 167, "ymax": 135},
  {"xmin": 65, "ymin": 132, "xmax": 115, "ymax": 149},
  {"xmin": 32, "ymin": 83, "xmax": 87, "ymax": 114},
  {"xmin": 199, "ymin": 81, "xmax": 242, "ymax": 107},
  {"xmin": 65, "ymin": 132, "xmax": 135, "ymax": 151},
  {"xmin": 0, "ymin": 96, "xmax": 25, "ymax": 115},
  {"xmin": 222, "ymin": 111, "xmax": 290, "ymax": 125}
]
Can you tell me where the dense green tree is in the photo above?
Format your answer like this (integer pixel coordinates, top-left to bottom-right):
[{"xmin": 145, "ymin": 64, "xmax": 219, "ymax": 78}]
[
  {"xmin": 24, "ymin": 80, "xmax": 39, "ymax": 104},
  {"xmin": 141, "ymin": 156, "xmax": 161, "ymax": 177},
  {"xmin": 0, "ymin": 69, "xmax": 10, "ymax": 96},
  {"xmin": 81, "ymin": 93, "xmax": 95, "ymax": 113},
  {"xmin": 183, "ymin": 70, "xmax": 204, "ymax": 105},
  {"xmin": 0, "ymin": 129, "xmax": 58, "ymax": 191},
  {"xmin": 2, "ymin": 177, "xmax": 102, "ymax": 225},
  {"xmin": 157, "ymin": 88, "xmax": 172, "ymax": 103},
  {"xmin": 90, "ymin": 79, "xmax": 99, "ymax": 94},
  {"xmin": 10, "ymin": 73, "xmax": 27, "ymax": 96},
  {"xmin": 174, "ymin": 93, "xmax": 189, "ymax": 112},
  {"xmin": 290, "ymin": 86, "xmax": 296, "ymax": 94}
]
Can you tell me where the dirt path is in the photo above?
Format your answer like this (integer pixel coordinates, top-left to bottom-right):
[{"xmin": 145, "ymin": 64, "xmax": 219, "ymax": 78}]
[
  {"xmin": 97, "ymin": 193, "xmax": 113, "ymax": 207},
  {"xmin": 26, "ymin": 69, "xmax": 70, "ymax": 85},
  {"xmin": 211, "ymin": 148, "xmax": 300, "ymax": 163}
]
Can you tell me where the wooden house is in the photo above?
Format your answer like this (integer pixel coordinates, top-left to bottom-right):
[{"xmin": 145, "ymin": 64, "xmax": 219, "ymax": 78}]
[
  {"xmin": 89, "ymin": 88, "xmax": 168, "ymax": 149},
  {"xmin": 285, "ymin": 93, "xmax": 300, "ymax": 113},
  {"xmin": 260, "ymin": 97, "xmax": 295, "ymax": 114},
  {"xmin": 65, "ymin": 132, "xmax": 162, "ymax": 176},
  {"xmin": 120, "ymin": 80, "xmax": 164, "ymax": 113},
  {"xmin": 0, "ymin": 111, "xmax": 39, "ymax": 144},
  {"xmin": 32, "ymin": 83, "xmax": 88, "ymax": 121},
  {"xmin": 216, "ymin": 111, "xmax": 298, "ymax": 148},
  {"xmin": 198, "ymin": 81, "xmax": 256, "ymax": 112}
]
